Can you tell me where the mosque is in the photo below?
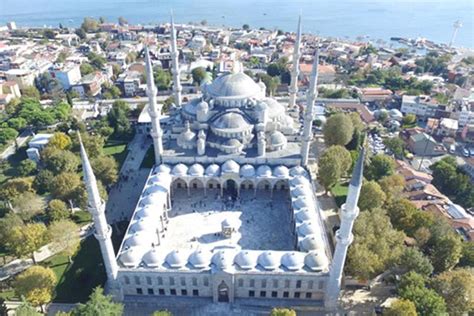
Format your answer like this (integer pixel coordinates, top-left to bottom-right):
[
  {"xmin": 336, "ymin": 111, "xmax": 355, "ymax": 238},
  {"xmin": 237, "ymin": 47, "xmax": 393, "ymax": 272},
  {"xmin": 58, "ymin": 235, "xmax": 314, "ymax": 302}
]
[{"xmin": 78, "ymin": 16, "xmax": 365, "ymax": 313}]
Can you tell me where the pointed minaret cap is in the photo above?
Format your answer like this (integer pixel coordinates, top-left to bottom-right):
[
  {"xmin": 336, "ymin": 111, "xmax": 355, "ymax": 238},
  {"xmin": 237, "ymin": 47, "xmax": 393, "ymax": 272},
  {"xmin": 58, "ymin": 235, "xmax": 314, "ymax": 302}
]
[
  {"xmin": 144, "ymin": 46, "xmax": 156, "ymax": 93},
  {"xmin": 78, "ymin": 132, "xmax": 102, "ymax": 208},
  {"xmin": 350, "ymin": 146, "xmax": 365, "ymax": 187}
]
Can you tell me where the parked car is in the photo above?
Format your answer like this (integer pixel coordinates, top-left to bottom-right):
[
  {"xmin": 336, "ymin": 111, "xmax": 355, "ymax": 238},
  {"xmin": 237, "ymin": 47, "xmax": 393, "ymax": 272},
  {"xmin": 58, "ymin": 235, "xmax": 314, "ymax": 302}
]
[{"xmin": 463, "ymin": 147, "xmax": 470, "ymax": 157}]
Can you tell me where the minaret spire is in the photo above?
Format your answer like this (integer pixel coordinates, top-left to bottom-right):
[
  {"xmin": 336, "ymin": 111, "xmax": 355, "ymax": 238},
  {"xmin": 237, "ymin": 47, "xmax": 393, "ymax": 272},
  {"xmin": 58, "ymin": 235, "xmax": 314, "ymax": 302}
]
[
  {"xmin": 145, "ymin": 46, "xmax": 164, "ymax": 165},
  {"xmin": 325, "ymin": 146, "xmax": 366, "ymax": 310},
  {"xmin": 289, "ymin": 15, "xmax": 302, "ymax": 108},
  {"xmin": 170, "ymin": 12, "xmax": 182, "ymax": 107},
  {"xmin": 300, "ymin": 47, "xmax": 319, "ymax": 166},
  {"xmin": 78, "ymin": 133, "xmax": 121, "ymax": 298}
]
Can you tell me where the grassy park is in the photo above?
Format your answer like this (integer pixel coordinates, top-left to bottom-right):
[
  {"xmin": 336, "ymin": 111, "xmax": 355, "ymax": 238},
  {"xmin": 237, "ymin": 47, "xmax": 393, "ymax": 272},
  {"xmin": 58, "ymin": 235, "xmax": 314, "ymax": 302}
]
[{"xmin": 331, "ymin": 181, "xmax": 349, "ymax": 207}]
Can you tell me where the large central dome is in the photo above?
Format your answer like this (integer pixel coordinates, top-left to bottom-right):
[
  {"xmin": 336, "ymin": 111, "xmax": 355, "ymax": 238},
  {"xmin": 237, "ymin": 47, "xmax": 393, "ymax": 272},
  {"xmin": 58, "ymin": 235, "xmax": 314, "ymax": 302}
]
[{"xmin": 205, "ymin": 72, "xmax": 262, "ymax": 99}]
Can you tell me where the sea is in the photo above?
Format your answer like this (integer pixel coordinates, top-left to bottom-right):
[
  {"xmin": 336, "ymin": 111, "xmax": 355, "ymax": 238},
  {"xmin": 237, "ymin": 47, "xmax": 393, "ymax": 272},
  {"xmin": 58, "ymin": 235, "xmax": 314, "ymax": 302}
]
[{"xmin": 0, "ymin": 0, "xmax": 473, "ymax": 48}]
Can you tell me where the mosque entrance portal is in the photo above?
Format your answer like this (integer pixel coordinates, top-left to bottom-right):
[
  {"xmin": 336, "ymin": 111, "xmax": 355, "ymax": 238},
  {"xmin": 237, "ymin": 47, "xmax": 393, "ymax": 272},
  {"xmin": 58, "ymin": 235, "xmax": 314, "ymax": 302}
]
[
  {"xmin": 217, "ymin": 281, "xmax": 230, "ymax": 302},
  {"xmin": 224, "ymin": 179, "xmax": 238, "ymax": 199}
]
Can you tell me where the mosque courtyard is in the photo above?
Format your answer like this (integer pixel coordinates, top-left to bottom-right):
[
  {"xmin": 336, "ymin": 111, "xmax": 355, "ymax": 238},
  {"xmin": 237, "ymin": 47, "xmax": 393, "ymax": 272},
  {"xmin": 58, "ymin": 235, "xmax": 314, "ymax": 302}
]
[{"xmin": 159, "ymin": 188, "xmax": 296, "ymax": 254}]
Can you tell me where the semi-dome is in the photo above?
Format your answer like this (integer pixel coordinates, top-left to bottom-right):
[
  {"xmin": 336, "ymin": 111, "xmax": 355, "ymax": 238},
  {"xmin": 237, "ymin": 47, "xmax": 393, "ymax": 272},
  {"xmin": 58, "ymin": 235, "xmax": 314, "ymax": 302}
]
[
  {"xmin": 125, "ymin": 231, "xmax": 155, "ymax": 247},
  {"xmin": 172, "ymin": 163, "xmax": 189, "ymax": 176},
  {"xmin": 154, "ymin": 164, "xmax": 171, "ymax": 174},
  {"xmin": 205, "ymin": 164, "xmax": 220, "ymax": 177},
  {"xmin": 295, "ymin": 209, "xmax": 312, "ymax": 222},
  {"xmin": 211, "ymin": 112, "xmax": 252, "ymax": 134},
  {"xmin": 135, "ymin": 205, "xmax": 160, "ymax": 219},
  {"xmin": 290, "ymin": 176, "xmax": 310, "ymax": 186},
  {"xmin": 165, "ymin": 250, "xmax": 187, "ymax": 269},
  {"xmin": 188, "ymin": 163, "xmax": 205, "ymax": 176},
  {"xmin": 297, "ymin": 222, "xmax": 319, "ymax": 237},
  {"xmin": 234, "ymin": 251, "xmax": 257, "ymax": 270},
  {"xmin": 304, "ymin": 251, "xmax": 329, "ymax": 272},
  {"xmin": 119, "ymin": 247, "xmax": 143, "ymax": 267},
  {"xmin": 144, "ymin": 184, "xmax": 168, "ymax": 196},
  {"xmin": 293, "ymin": 196, "xmax": 314, "ymax": 209},
  {"xmin": 258, "ymin": 251, "xmax": 280, "ymax": 270},
  {"xmin": 291, "ymin": 185, "xmax": 311, "ymax": 198},
  {"xmin": 147, "ymin": 173, "xmax": 172, "ymax": 187},
  {"xmin": 290, "ymin": 166, "xmax": 307, "ymax": 177},
  {"xmin": 177, "ymin": 124, "xmax": 197, "ymax": 148},
  {"xmin": 300, "ymin": 235, "xmax": 325, "ymax": 252},
  {"xmin": 281, "ymin": 252, "xmax": 304, "ymax": 271},
  {"xmin": 206, "ymin": 72, "xmax": 262, "ymax": 99},
  {"xmin": 188, "ymin": 249, "xmax": 212, "ymax": 269},
  {"xmin": 130, "ymin": 218, "xmax": 156, "ymax": 233},
  {"xmin": 223, "ymin": 139, "xmax": 242, "ymax": 149},
  {"xmin": 143, "ymin": 248, "xmax": 162, "ymax": 268},
  {"xmin": 256, "ymin": 165, "xmax": 272, "ymax": 177},
  {"xmin": 273, "ymin": 165, "xmax": 289, "ymax": 178},
  {"xmin": 222, "ymin": 160, "xmax": 240, "ymax": 174},
  {"xmin": 240, "ymin": 164, "xmax": 256, "ymax": 178},
  {"xmin": 269, "ymin": 131, "xmax": 287, "ymax": 148}
]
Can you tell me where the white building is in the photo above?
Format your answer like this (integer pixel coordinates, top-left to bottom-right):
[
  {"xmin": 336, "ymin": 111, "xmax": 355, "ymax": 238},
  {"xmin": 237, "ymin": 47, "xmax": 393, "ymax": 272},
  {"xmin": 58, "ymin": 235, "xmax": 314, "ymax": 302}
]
[
  {"xmin": 49, "ymin": 63, "xmax": 82, "ymax": 90},
  {"xmin": 401, "ymin": 95, "xmax": 438, "ymax": 119},
  {"xmin": 5, "ymin": 69, "xmax": 35, "ymax": 90}
]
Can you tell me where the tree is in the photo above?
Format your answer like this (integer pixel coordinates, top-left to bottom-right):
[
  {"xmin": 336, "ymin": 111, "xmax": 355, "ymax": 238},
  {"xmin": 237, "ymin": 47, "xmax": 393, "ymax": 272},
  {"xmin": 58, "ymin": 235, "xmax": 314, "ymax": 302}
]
[
  {"xmin": 398, "ymin": 272, "xmax": 446, "ymax": 316},
  {"xmin": 50, "ymin": 172, "xmax": 82, "ymax": 201},
  {"xmin": 87, "ymin": 52, "xmax": 106, "ymax": 70},
  {"xmin": 11, "ymin": 192, "xmax": 46, "ymax": 221},
  {"xmin": 152, "ymin": 311, "xmax": 172, "ymax": 316},
  {"xmin": 402, "ymin": 114, "xmax": 416, "ymax": 126},
  {"xmin": 18, "ymin": 160, "xmax": 37, "ymax": 176},
  {"xmin": 365, "ymin": 154, "xmax": 395, "ymax": 181},
  {"xmin": 396, "ymin": 248, "xmax": 433, "ymax": 277},
  {"xmin": 431, "ymin": 268, "xmax": 474, "ymax": 315},
  {"xmin": 191, "ymin": 67, "xmax": 207, "ymax": 85},
  {"xmin": 0, "ymin": 127, "xmax": 19, "ymax": 144},
  {"xmin": 458, "ymin": 242, "xmax": 474, "ymax": 267},
  {"xmin": 346, "ymin": 208, "xmax": 405, "ymax": 280},
  {"xmin": 358, "ymin": 181, "xmax": 386, "ymax": 210},
  {"xmin": 382, "ymin": 299, "xmax": 417, "ymax": 316},
  {"xmin": 107, "ymin": 100, "xmax": 131, "ymax": 137},
  {"xmin": 318, "ymin": 145, "xmax": 351, "ymax": 193},
  {"xmin": 71, "ymin": 287, "xmax": 123, "ymax": 316},
  {"xmin": 386, "ymin": 198, "xmax": 433, "ymax": 236},
  {"xmin": 383, "ymin": 137, "xmax": 405, "ymax": 159},
  {"xmin": 42, "ymin": 148, "xmax": 79, "ymax": 174},
  {"xmin": 378, "ymin": 174, "xmax": 405, "ymax": 200},
  {"xmin": 21, "ymin": 86, "xmax": 40, "ymax": 99},
  {"xmin": 256, "ymin": 73, "xmax": 280, "ymax": 96},
  {"xmin": 0, "ymin": 212, "xmax": 24, "ymax": 247},
  {"xmin": 81, "ymin": 17, "xmax": 100, "ymax": 33},
  {"xmin": 0, "ymin": 177, "xmax": 34, "ymax": 201},
  {"xmin": 242, "ymin": 24, "xmax": 250, "ymax": 30},
  {"xmin": 92, "ymin": 155, "xmax": 118, "ymax": 186},
  {"xmin": 270, "ymin": 308, "xmax": 296, "ymax": 316},
  {"xmin": 33, "ymin": 169, "xmax": 54, "ymax": 194},
  {"xmin": 48, "ymin": 220, "xmax": 80, "ymax": 263},
  {"xmin": 323, "ymin": 113, "xmax": 354, "ymax": 146},
  {"xmin": 47, "ymin": 199, "xmax": 70, "ymax": 221},
  {"xmin": 14, "ymin": 298, "xmax": 42, "ymax": 316},
  {"xmin": 118, "ymin": 16, "xmax": 128, "ymax": 26},
  {"xmin": 428, "ymin": 233, "xmax": 462, "ymax": 273},
  {"xmin": 14, "ymin": 266, "xmax": 57, "ymax": 308},
  {"xmin": 7, "ymin": 117, "xmax": 27, "ymax": 130},
  {"xmin": 80, "ymin": 63, "xmax": 94, "ymax": 76},
  {"xmin": 8, "ymin": 223, "xmax": 47, "ymax": 262},
  {"xmin": 48, "ymin": 132, "xmax": 72, "ymax": 150}
]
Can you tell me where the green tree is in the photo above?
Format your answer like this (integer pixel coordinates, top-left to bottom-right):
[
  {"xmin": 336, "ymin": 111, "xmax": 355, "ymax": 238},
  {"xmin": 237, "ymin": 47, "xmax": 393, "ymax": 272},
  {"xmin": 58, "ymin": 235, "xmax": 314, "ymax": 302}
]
[
  {"xmin": 154, "ymin": 68, "xmax": 172, "ymax": 90},
  {"xmin": 365, "ymin": 154, "xmax": 395, "ymax": 181},
  {"xmin": 48, "ymin": 132, "xmax": 72, "ymax": 150},
  {"xmin": 256, "ymin": 73, "xmax": 279, "ymax": 96},
  {"xmin": 0, "ymin": 212, "xmax": 24, "ymax": 247},
  {"xmin": 402, "ymin": 114, "xmax": 416, "ymax": 126},
  {"xmin": 242, "ymin": 24, "xmax": 250, "ymax": 30},
  {"xmin": 152, "ymin": 311, "xmax": 172, "ymax": 316},
  {"xmin": 18, "ymin": 160, "xmax": 37, "ymax": 176},
  {"xmin": 270, "ymin": 308, "xmax": 296, "ymax": 316},
  {"xmin": 118, "ymin": 16, "xmax": 128, "ymax": 26},
  {"xmin": 81, "ymin": 17, "xmax": 100, "ymax": 32},
  {"xmin": 42, "ymin": 148, "xmax": 80, "ymax": 174},
  {"xmin": 378, "ymin": 174, "xmax": 405, "ymax": 200},
  {"xmin": 0, "ymin": 177, "xmax": 34, "ymax": 201},
  {"xmin": 0, "ymin": 127, "xmax": 19, "ymax": 144},
  {"xmin": 346, "ymin": 208, "xmax": 405, "ymax": 280},
  {"xmin": 80, "ymin": 63, "xmax": 95, "ymax": 76},
  {"xmin": 318, "ymin": 145, "xmax": 351, "ymax": 192},
  {"xmin": 48, "ymin": 220, "xmax": 80, "ymax": 263},
  {"xmin": 428, "ymin": 233, "xmax": 462, "ymax": 273},
  {"xmin": 431, "ymin": 268, "xmax": 474, "ymax": 315},
  {"xmin": 458, "ymin": 242, "xmax": 474, "ymax": 267},
  {"xmin": 358, "ymin": 181, "xmax": 386, "ymax": 210},
  {"xmin": 92, "ymin": 155, "xmax": 118, "ymax": 186},
  {"xmin": 8, "ymin": 223, "xmax": 48, "ymax": 262},
  {"xmin": 47, "ymin": 199, "xmax": 70, "ymax": 221},
  {"xmin": 50, "ymin": 172, "xmax": 82, "ymax": 201},
  {"xmin": 21, "ymin": 86, "xmax": 40, "ymax": 99},
  {"xmin": 11, "ymin": 192, "xmax": 46, "ymax": 221},
  {"xmin": 383, "ymin": 137, "xmax": 405, "ymax": 159},
  {"xmin": 398, "ymin": 272, "xmax": 446, "ymax": 316},
  {"xmin": 14, "ymin": 298, "xmax": 42, "ymax": 316},
  {"xmin": 33, "ymin": 169, "xmax": 54, "ymax": 194},
  {"xmin": 382, "ymin": 299, "xmax": 417, "ymax": 316},
  {"xmin": 71, "ymin": 287, "xmax": 123, "ymax": 316},
  {"xmin": 191, "ymin": 67, "xmax": 207, "ymax": 85},
  {"xmin": 323, "ymin": 113, "xmax": 354, "ymax": 146},
  {"xmin": 396, "ymin": 248, "xmax": 433, "ymax": 277},
  {"xmin": 7, "ymin": 117, "xmax": 27, "ymax": 130},
  {"xmin": 14, "ymin": 266, "xmax": 57, "ymax": 308},
  {"xmin": 107, "ymin": 100, "xmax": 131, "ymax": 137}
]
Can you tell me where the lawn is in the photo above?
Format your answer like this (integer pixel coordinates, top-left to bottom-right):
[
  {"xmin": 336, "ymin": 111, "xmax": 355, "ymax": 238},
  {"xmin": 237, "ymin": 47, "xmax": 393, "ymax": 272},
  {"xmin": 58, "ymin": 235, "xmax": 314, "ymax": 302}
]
[
  {"xmin": 71, "ymin": 210, "xmax": 92, "ymax": 225},
  {"xmin": 331, "ymin": 181, "xmax": 349, "ymax": 208},
  {"xmin": 140, "ymin": 146, "xmax": 155, "ymax": 169},
  {"xmin": 103, "ymin": 140, "xmax": 128, "ymax": 169}
]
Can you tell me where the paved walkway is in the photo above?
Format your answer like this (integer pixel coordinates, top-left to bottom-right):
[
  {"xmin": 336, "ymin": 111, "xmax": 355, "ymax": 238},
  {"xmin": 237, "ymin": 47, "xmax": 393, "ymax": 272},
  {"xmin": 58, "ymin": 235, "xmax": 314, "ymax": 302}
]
[{"xmin": 0, "ymin": 130, "xmax": 30, "ymax": 160}]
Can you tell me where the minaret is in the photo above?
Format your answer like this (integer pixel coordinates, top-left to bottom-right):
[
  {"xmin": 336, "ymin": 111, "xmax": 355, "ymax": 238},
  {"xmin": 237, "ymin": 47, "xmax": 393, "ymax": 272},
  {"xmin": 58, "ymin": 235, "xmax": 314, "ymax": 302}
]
[
  {"xmin": 78, "ymin": 133, "xmax": 121, "ymax": 299},
  {"xmin": 170, "ymin": 14, "xmax": 182, "ymax": 107},
  {"xmin": 325, "ymin": 147, "xmax": 365, "ymax": 310},
  {"xmin": 449, "ymin": 20, "xmax": 462, "ymax": 48},
  {"xmin": 300, "ymin": 48, "xmax": 319, "ymax": 166},
  {"xmin": 289, "ymin": 15, "xmax": 302, "ymax": 108},
  {"xmin": 145, "ymin": 46, "xmax": 164, "ymax": 165}
]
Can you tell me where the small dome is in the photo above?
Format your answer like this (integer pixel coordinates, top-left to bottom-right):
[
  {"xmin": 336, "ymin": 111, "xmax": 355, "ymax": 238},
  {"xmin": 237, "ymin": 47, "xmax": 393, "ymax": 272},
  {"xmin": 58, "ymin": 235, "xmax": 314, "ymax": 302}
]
[
  {"xmin": 255, "ymin": 101, "xmax": 268, "ymax": 111},
  {"xmin": 290, "ymin": 166, "xmax": 307, "ymax": 177},
  {"xmin": 273, "ymin": 165, "xmax": 289, "ymax": 178},
  {"xmin": 234, "ymin": 251, "xmax": 257, "ymax": 270},
  {"xmin": 281, "ymin": 252, "xmax": 304, "ymax": 271},
  {"xmin": 145, "ymin": 184, "xmax": 168, "ymax": 195},
  {"xmin": 240, "ymin": 164, "xmax": 256, "ymax": 178},
  {"xmin": 212, "ymin": 112, "xmax": 252, "ymax": 133},
  {"xmin": 196, "ymin": 100, "xmax": 209, "ymax": 111},
  {"xmin": 222, "ymin": 160, "xmax": 240, "ymax": 174},
  {"xmin": 304, "ymin": 251, "xmax": 329, "ymax": 272},
  {"xmin": 270, "ymin": 131, "xmax": 287, "ymax": 147},
  {"xmin": 165, "ymin": 250, "xmax": 187, "ymax": 268},
  {"xmin": 300, "ymin": 235, "xmax": 325, "ymax": 252},
  {"xmin": 130, "ymin": 218, "xmax": 156, "ymax": 233},
  {"xmin": 143, "ymin": 248, "xmax": 162, "ymax": 268},
  {"xmin": 225, "ymin": 139, "xmax": 242, "ymax": 148},
  {"xmin": 147, "ymin": 173, "xmax": 172, "ymax": 187},
  {"xmin": 212, "ymin": 250, "xmax": 234, "ymax": 270},
  {"xmin": 172, "ymin": 163, "xmax": 189, "ymax": 176},
  {"xmin": 256, "ymin": 165, "xmax": 272, "ymax": 177},
  {"xmin": 135, "ymin": 205, "xmax": 160, "ymax": 219},
  {"xmin": 188, "ymin": 163, "xmax": 205, "ymax": 176},
  {"xmin": 295, "ymin": 208, "xmax": 312, "ymax": 222},
  {"xmin": 125, "ymin": 231, "xmax": 155, "ymax": 247},
  {"xmin": 154, "ymin": 164, "xmax": 171, "ymax": 174},
  {"xmin": 291, "ymin": 185, "xmax": 311, "ymax": 198},
  {"xmin": 293, "ymin": 196, "xmax": 314, "ymax": 209},
  {"xmin": 297, "ymin": 222, "xmax": 319, "ymax": 237},
  {"xmin": 290, "ymin": 176, "xmax": 310, "ymax": 186},
  {"xmin": 140, "ymin": 191, "xmax": 166, "ymax": 207},
  {"xmin": 119, "ymin": 247, "xmax": 143, "ymax": 267},
  {"xmin": 258, "ymin": 251, "xmax": 280, "ymax": 270},
  {"xmin": 205, "ymin": 164, "xmax": 220, "ymax": 177},
  {"xmin": 188, "ymin": 249, "xmax": 212, "ymax": 269},
  {"xmin": 178, "ymin": 128, "xmax": 196, "ymax": 143}
]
